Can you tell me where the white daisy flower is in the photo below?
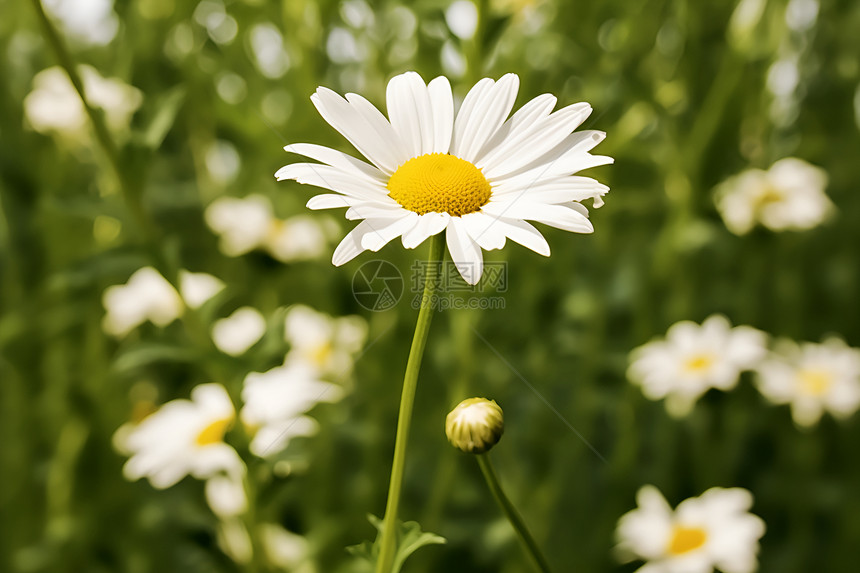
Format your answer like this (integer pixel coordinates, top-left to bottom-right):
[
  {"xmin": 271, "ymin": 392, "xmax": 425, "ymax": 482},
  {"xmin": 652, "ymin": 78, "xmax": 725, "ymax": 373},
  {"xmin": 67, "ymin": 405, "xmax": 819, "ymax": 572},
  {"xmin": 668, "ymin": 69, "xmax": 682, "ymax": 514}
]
[
  {"xmin": 24, "ymin": 65, "xmax": 141, "ymax": 137},
  {"xmin": 616, "ymin": 485, "xmax": 765, "ymax": 573},
  {"xmin": 284, "ymin": 305, "xmax": 368, "ymax": 377},
  {"xmin": 204, "ymin": 194, "xmax": 334, "ymax": 262},
  {"xmin": 715, "ymin": 158, "xmax": 832, "ymax": 235},
  {"xmin": 627, "ymin": 315, "xmax": 768, "ymax": 417},
  {"xmin": 119, "ymin": 383, "xmax": 244, "ymax": 489},
  {"xmin": 102, "ymin": 267, "xmax": 223, "ymax": 337},
  {"xmin": 755, "ymin": 337, "xmax": 860, "ymax": 427},
  {"xmin": 259, "ymin": 523, "xmax": 312, "ymax": 572},
  {"xmin": 212, "ymin": 307, "xmax": 267, "ymax": 356},
  {"xmin": 275, "ymin": 71, "xmax": 612, "ymax": 285},
  {"xmin": 240, "ymin": 362, "xmax": 343, "ymax": 458}
]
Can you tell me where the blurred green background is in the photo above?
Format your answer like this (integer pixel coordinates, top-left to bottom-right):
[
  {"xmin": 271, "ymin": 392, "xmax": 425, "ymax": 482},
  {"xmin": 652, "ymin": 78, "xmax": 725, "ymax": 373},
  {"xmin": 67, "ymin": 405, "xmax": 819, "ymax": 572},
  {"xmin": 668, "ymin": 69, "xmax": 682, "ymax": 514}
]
[{"xmin": 2, "ymin": 0, "xmax": 860, "ymax": 571}]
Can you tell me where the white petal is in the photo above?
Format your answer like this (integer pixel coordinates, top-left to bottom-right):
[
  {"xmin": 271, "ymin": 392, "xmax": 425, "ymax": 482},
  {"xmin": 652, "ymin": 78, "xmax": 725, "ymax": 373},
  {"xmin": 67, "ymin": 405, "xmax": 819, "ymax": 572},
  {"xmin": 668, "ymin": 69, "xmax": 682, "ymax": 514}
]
[
  {"xmin": 276, "ymin": 163, "xmax": 388, "ymax": 201},
  {"xmin": 446, "ymin": 218, "xmax": 484, "ymax": 285},
  {"xmin": 332, "ymin": 220, "xmax": 377, "ymax": 266},
  {"xmin": 360, "ymin": 214, "xmax": 419, "ymax": 251},
  {"xmin": 487, "ymin": 217, "xmax": 550, "ymax": 256},
  {"xmin": 344, "ymin": 203, "xmax": 405, "ymax": 220},
  {"xmin": 427, "ymin": 76, "xmax": 454, "ymax": 154},
  {"xmin": 386, "ymin": 71, "xmax": 433, "ymax": 158},
  {"xmin": 481, "ymin": 103, "xmax": 591, "ymax": 177},
  {"xmin": 473, "ymin": 93, "xmax": 557, "ymax": 162},
  {"xmin": 307, "ymin": 194, "xmax": 361, "ymax": 210},
  {"xmin": 282, "ymin": 143, "xmax": 385, "ymax": 183},
  {"xmin": 346, "ymin": 92, "xmax": 411, "ymax": 169},
  {"xmin": 490, "ymin": 131, "xmax": 611, "ymax": 185},
  {"xmin": 311, "ymin": 88, "xmax": 405, "ymax": 173},
  {"xmin": 401, "ymin": 212, "xmax": 450, "ymax": 248},
  {"xmin": 452, "ymin": 74, "xmax": 519, "ymax": 162},
  {"xmin": 492, "ymin": 176, "xmax": 610, "ymax": 204},
  {"xmin": 460, "ymin": 212, "xmax": 507, "ymax": 250},
  {"xmin": 482, "ymin": 201, "xmax": 594, "ymax": 233}
]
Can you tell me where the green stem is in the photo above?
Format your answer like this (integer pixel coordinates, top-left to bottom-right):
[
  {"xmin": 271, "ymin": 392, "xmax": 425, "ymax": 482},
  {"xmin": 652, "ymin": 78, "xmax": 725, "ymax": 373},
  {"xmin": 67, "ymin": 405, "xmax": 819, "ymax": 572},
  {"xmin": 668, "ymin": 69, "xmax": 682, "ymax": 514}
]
[
  {"xmin": 477, "ymin": 454, "xmax": 554, "ymax": 573},
  {"xmin": 375, "ymin": 233, "xmax": 445, "ymax": 573}
]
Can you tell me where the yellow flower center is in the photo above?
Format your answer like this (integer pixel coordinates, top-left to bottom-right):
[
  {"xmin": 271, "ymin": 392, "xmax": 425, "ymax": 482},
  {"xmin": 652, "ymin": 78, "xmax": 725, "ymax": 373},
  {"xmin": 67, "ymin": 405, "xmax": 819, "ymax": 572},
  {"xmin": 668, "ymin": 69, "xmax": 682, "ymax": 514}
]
[
  {"xmin": 195, "ymin": 417, "xmax": 233, "ymax": 446},
  {"xmin": 683, "ymin": 354, "xmax": 714, "ymax": 373},
  {"xmin": 387, "ymin": 153, "xmax": 492, "ymax": 217},
  {"xmin": 756, "ymin": 186, "xmax": 784, "ymax": 208},
  {"xmin": 667, "ymin": 526, "xmax": 707, "ymax": 555},
  {"xmin": 798, "ymin": 369, "xmax": 832, "ymax": 396},
  {"xmin": 310, "ymin": 342, "xmax": 333, "ymax": 367}
]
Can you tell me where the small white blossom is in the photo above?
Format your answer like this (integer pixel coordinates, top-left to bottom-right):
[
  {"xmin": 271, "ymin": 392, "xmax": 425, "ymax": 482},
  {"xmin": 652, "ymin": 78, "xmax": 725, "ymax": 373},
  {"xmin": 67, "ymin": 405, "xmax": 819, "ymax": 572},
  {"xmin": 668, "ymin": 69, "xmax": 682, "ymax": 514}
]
[
  {"xmin": 259, "ymin": 523, "xmax": 312, "ymax": 571},
  {"xmin": 755, "ymin": 337, "xmax": 860, "ymax": 427},
  {"xmin": 44, "ymin": 0, "xmax": 118, "ymax": 46},
  {"xmin": 241, "ymin": 362, "xmax": 342, "ymax": 458},
  {"xmin": 118, "ymin": 384, "xmax": 244, "ymax": 489},
  {"xmin": 628, "ymin": 315, "xmax": 768, "ymax": 417},
  {"xmin": 715, "ymin": 158, "xmax": 831, "ymax": 235},
  {"xmin": 205, "ymin": 195, "xmax": 334, "ymax": 262},
  {"xmin": 102, "ymin": 267, "xmax": 222, "ymax": 337},
  {"xmin": 212, "ymin": 307, "xmax": 267, "ymax": 356},
  {"xmin": 616, "ymin": 485, "xmax": 765, "ymax": 573},
  {"xmin": 24, "ymin": 65, "xmax": 141, "ymax": 137},
  {"xmin": 284, "ymin": 305, "xmax": 368, "ymax": 377},
  {"xmin": 179, "ymin": 270, "xmax": 225, "ymax": 309}
]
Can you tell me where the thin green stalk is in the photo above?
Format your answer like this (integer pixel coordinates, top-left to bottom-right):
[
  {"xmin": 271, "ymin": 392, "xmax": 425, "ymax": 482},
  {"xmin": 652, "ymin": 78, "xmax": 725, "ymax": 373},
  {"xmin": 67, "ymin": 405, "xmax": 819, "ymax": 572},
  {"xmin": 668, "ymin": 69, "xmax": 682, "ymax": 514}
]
[
  {"xmin": 29, "ymin": 0, "xmax": 153, "ymax": 244},
  {"xmin": 477, "ymin": 454, "xmax": 554, "ymax": 573},
  {"xmin": 375, "ymin": 233, "xmax": 445, "ymax": 573}
]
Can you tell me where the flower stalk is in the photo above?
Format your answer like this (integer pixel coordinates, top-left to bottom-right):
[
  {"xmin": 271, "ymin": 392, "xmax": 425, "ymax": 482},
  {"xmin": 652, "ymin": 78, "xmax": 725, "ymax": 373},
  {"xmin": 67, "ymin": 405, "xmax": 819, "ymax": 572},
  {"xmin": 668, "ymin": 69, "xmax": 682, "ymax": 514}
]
[
  {"xmin": 375, "ymin": 233, "xmax": 445, "ymax": 573},
  {"xmin": 477, "ymin": 454, "xmax": 554, "ymax": 573}
]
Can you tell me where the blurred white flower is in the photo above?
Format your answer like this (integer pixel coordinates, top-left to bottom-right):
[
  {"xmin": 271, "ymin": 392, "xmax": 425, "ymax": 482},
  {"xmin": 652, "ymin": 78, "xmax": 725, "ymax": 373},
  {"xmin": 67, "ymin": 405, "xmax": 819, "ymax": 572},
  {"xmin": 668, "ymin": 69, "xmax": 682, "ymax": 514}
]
[
  {"xmin": 445, "ymin": 0, "xmax": 479, "ymax": 40},
  {"xmin": 628, "ymin": 315, "xmax": 768, "ymax": 417},
  {"xmin": 179, "ymin": 270, "xmax": 225, "ymax": 309},
  {"xmin": 24, "ymin": 65, "xmax": 142, "ymax": 137},
  {"xmin": 240, "ymin": 362, "xmax": 342, "ymax": 458},
  {"xmin": 284, "ymin": 305, "xmax": 368, "ymax": 377},
  {"xmin": 616, "ymin": 485, "xmax": 765, "ymax": 573},
  {"xmin": 248, "ymin": 23, "xmax": 290, "ymax": 79},
  {"xmin": 205, "ymin": 195, "xmax": 334, "ymax": 262},
  {"xmin": 715, "ymin": 158, "xmax": 832, "ymax": 235},
  {"xmin": 266, "ymin": 215, "xmax": 334, "ymax": 262},
  {"xmin": 259, "ymin": 523, "xmax": 312, "ymax": 571},
  {"xmin": 206, "ymin": 195, "xmax": 273, "ymax": 256},
  {"xmin": 755, "ymin": 337, "xmax": 860, "ymax": 427},
  {"xmin": 102, "ymin": 267, "xmax": 222, "ymax": 337},
  {"xmin": 212, "ymin": 307, "xmax": 267, "ymax": 356},
  {"xmin": 102, "ymin": 267, "xmax": 183, "ymax": 337},
  {"xmin": 205, "ymin": 474, "xmax": 248, "ymax": 518},
  {"xmin": 118, "ymin": 384, "xmax": 244, "ymax": 489},
  {"xmin": 44, "ymin": 0, "xmax": 118, "ymax": 46}
]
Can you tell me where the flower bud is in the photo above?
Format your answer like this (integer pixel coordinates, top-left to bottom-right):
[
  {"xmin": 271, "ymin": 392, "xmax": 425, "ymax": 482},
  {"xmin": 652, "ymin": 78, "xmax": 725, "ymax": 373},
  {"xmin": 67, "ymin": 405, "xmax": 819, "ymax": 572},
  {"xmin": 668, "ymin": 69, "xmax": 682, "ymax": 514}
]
[{"xmin": 445, "ymin": 397, "xmax": 504, "ymax": 454}]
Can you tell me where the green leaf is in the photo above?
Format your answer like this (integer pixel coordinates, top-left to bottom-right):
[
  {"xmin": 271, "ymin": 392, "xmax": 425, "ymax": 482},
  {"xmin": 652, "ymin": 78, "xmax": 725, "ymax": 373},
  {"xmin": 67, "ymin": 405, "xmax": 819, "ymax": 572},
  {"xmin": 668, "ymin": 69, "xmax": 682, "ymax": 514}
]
[
  {"xmin": 346, "ymin": 514, "xmax": 446, "ymax": 573},
  {"xmin": 137, "ymin": 86, "xmax": 187, "ymax": 150}
]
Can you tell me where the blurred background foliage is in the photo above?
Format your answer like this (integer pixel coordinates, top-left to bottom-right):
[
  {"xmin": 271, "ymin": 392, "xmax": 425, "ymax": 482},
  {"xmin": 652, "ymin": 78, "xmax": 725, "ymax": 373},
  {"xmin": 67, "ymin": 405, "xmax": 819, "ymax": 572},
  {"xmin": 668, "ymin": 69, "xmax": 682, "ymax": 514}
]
[{"xmin": 2, "ymin": 0, "xmax": 860, "ymax": 571}]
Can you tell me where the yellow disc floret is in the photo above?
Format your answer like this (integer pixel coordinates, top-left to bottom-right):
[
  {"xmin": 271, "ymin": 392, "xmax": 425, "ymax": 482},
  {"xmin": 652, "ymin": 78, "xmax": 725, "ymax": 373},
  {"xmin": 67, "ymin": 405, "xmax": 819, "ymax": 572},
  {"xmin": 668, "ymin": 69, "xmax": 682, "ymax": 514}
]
[
  {"xmin": 195, "ymin": 417, "xmax": 233, "ymax": 446},
  {"xmin": 387, "ymin": 153, "xmax": 492, "ymax": 217},
  {"xmin": 667, "ymin": 526, "xmax": 707, "ymax": 555}
]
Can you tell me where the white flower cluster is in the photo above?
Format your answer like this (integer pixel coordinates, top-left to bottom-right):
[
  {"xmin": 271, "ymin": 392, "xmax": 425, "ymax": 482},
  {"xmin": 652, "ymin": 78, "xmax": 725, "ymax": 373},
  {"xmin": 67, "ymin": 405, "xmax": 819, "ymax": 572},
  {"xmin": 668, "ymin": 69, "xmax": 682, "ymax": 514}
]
[
  {"xmin": 24, "ymin": 65, "xmax": 142, "ymax": 139},
  {"xmin": 714, "ymin": 158, "xmax": 831, "ymax": 235},
  {"xmin": 628, "ymin": 314, "xmax": 860, "ymax": 427},
  {"xmin": 205, "ymin": 194, "xmax": 338, "ymax": 263},
  {"xmin": 106, "ymin": 266, "xmax": 366, "ymax": 567}
]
